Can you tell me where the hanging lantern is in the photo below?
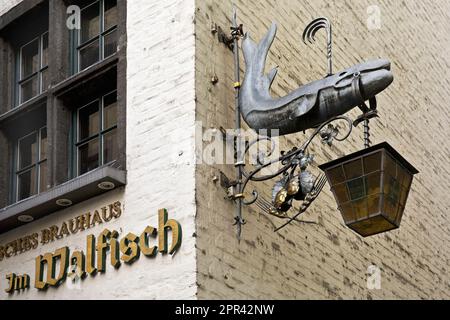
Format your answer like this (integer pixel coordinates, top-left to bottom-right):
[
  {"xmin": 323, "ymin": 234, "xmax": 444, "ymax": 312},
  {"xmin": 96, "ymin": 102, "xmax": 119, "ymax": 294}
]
[{"xmin": 319, "ymin": 142, "xmax": 419, "ymax": 237}]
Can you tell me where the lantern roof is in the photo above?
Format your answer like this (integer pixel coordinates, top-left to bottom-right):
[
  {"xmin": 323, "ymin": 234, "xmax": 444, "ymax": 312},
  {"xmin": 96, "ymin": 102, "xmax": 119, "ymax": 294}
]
[{"xmin": 319, "ymin": 142, "xmax": 419, "ymax": 175}]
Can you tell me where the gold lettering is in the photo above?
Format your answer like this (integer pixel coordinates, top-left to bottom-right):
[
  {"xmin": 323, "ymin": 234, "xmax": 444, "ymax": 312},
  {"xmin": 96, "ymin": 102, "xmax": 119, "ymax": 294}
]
[
  {"xmin": 69, "ymin": 218, "xmax": 80, "ymax": 234},
  {"xmin": 41, "ymin": 229, "xmax": 51, "ymax": 245},
  {"xmin": 120, "ymin": 233, "xmax": 140, "ymax": 264},
  {"xmin": 113, "ymin": 201, "xmax": 122, "ymax": 218},
  {"xmin": 5, "ymin": 274, "xmax": 16, "ymax": 293},
  {"xmin": 30, "ymin": 233, "xmax": 39, "ymax": 249},
  {"xmin": 158, "ymin": 209, "xmax": 182, "ymax": 255},
  {"xmin": 35, "ymin": 255, "xmax": 47, "ymax": 290},
  {"xmin": 14, "ymin": 274, "xmax": 30, "ymax": 291},
  {"xmin": 86, "ymin": 235, "xmax": 97, "ymax": 275},
  {"xmin": 35, "ymin": 247, "xmax": 69, "ymax": 290},
  {"xmin": 140, "ymin": 226, "xmax": 158, "ymax": 257},
  {"xmin": 96, "ymin": 229, "xmax": 111, "ymax": 272},
  {"xmin": 78, "ymin": 213, "xmax": 91, "ymax": 231},
  {"xmin": 50, "ymin": 225, "xmax": 61, "ymax": 240},
  {"xmin": 91, "ymin": 210, "xmax": 103, "ymax": 227},
  {"xmin": 102, "ymin": 206, "xmax": 113, "ymax": 222},
  {"xmin": 58, "ymin": 222, "xmax": 70, "ymax": 239},
  {"xmin": 69, "ymin": 251, "xmax": 86, "ymax": 280},
  {"xmin": 110, "ymin": 230, "xmax": 121, "ymax": 268},
  {"xmin": 5, "ymin": 243, "xmax": 14, "ymax": 258},
  {"xmin": 5, "ymin": 273, "xmax": 29, "ymax": 293}
]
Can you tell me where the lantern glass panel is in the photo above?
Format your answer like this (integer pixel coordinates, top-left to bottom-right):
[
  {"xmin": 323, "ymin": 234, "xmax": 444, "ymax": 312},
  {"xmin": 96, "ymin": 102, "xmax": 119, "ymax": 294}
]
[
  {"xmin": 366, "ymin": 172, "xmax": 381, "ymax": 195},
  {"xmin": 344, "ymin": 159, "xmax": 363, "ymax": 180},
  {"xmin": 395, "ymin": 205, "xmax": 406, "ymax": 225},
  {"xmin": 384, "ymin": 175, "xmax": 401, "ymax": 204},
  {"xmin": 397, "ymin": 164, "xmax": 413, "ymax": 188},
  {"xmin": 383, "ymin": 195, "xmax": 399, "ymax": 223},
  {"xmin": 340, "ymin": 203, "xmax": 354, "ymax": 224},
  {"xmin": 367, "ymin": 194, "xmax": 381, "ymax": 215},
  {"xmin": 319, "ymin": 142, "xmax": 418, "ymax": 237},
  {"xmin": 333, "ymin": 183, "xmax": 349, "ymax": 203},
  {"xmin": 384, "ymin": 153, "xmax": 397, "ymax": 177},
  {"xmin": 352, "ymin": 198, "xmax": 368, "ymax": 221},
  {"xmin": 328, "ymin": 166, "xmax": 346, "ymax": 186},
  {"xmin": 347, "ymin": 177, "xmax": 365, "ymax": 200},
  {"xmin": 363, "ymin": 152, "xmax": 382, "ymax": 174}
]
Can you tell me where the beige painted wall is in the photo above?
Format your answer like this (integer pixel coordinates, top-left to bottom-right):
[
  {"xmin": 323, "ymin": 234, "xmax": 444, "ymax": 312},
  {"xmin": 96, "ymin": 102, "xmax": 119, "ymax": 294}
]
[{"xmin": 194, "ymin": 0, "xmax": 450, "ymax": 299}]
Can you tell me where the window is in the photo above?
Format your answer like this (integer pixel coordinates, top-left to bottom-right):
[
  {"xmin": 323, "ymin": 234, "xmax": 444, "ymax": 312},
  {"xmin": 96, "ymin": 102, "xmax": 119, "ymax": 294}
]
[
  {"xmin": 16, "ymin": 127, "xmax": 48, "ymax": 201},
  {"xmin": 18, "ymin": 32, "xmax": 49, "ymax": 105},
  {"xmin": 75, "ymin": 90, "xmax": 118, "ymax": 176},
  {"xmin": 77, "ymin": 0, "xmax": 118, "ymax": 72}
]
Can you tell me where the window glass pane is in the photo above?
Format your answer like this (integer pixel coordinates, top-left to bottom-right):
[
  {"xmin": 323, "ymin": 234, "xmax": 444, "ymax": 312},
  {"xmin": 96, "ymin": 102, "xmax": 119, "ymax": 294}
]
[
  {"xmin": 42, "ymin": 33, "xmax": 49, "ymax": 68},
  {"xmin": 79, "ymin": 139, "xmax": 99, "ymax": 175},
  {"xmin": 18, "ymin": 167, "xmax": 37, "ymax": 201},
  {"xmin": 79, "ymin": 101, "xmax": 100, "ymax": 141},
  {"xmin": 20, "ymin": 76, "xmax": 39, "ymax": 103},
  {"xmin": 18, "ymin": 133, "xmax": 37, "ymax": 170},
  {"xmin": 21, "ymin": 38, "xmax": 39, "ymax": 79},
  {"xmin": 39, "ymin": 161, "xmax": 48, "ymax": 192},
  {"xmin": 103, "ymin": 129, "xmax": 117, "ymax": 164},
  {"xmin": 103, "ymin": 29, "xmax": 117, "ymax": 58},
  {"xmin": 40, "ymin": 127, "xmax": 47, "ymax": 160},
  {"xmin": 79, "ymin": 40, "xmax": 100, "ymax": 71},
  {"xmin": 344, "ymin": 159, "xmax": 363, "ymax": 180},
  {"xmin": 81, "ymin": 1, "xmax": 100, "ymax": 43},
  {"xmin": 363, "ymin": 152, "xmax": 381, "ymax": 174},
  {"xmin": 41, "ymin": 68, "xmax": 49, "ymax": 93},
  {"xmin": 103, "ymin": 91, "xmax": 117, "ymax": 129},
  {"xmin": 104, "ymin": 0, "xmax": 118, "ymax": 30}
]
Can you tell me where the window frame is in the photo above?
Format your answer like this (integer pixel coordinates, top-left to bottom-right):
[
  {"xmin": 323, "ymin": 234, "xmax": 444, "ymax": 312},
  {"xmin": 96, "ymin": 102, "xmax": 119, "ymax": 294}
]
[
  {"xmin": 17, "ymin": 31, "xmax": 49, "ymax": 106},
  {"xmin": 75, "ymin": 0, "xmax": 118, "ymax": 73},
  {"xmin": 15, "ymin": 126, "xmax": 47, "ymax": 202},
  {"xmin": 74, "ymin": 89, "xmax": 118, "ymax": 177}
]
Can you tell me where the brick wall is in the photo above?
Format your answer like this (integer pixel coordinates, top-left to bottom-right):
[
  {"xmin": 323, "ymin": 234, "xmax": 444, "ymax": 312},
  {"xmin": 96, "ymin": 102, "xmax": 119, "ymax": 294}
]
[{"xmin": 194, "ymin": 0, "xmax": 450, "ymax": 299}]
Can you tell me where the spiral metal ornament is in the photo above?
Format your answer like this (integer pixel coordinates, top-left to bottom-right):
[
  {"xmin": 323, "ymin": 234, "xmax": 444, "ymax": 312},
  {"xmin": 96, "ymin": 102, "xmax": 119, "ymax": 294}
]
[{"xmin": 302, "ymin": 17, "xmax": 333, "ymax": 76}]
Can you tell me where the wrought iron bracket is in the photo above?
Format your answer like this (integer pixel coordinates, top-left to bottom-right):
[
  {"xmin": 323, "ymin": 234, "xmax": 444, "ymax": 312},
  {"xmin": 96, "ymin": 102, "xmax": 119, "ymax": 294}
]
[
  {"xmin": 220, "ymin": 9, "xmax": 381, "ymax": 239},
  {"xmin": 215, "ymin": 23, "xmax": 243, "ymax": 51}
]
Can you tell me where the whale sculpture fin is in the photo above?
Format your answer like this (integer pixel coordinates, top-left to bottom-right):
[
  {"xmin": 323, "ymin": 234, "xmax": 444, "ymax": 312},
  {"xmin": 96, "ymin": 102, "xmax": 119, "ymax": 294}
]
[
  {"xmin": 266, "ymin": 67, "xmax": 278, "ymax": 88},
  {"xmin": 242, "ymin": 32, "xmax": 257, "ymax": 64}
]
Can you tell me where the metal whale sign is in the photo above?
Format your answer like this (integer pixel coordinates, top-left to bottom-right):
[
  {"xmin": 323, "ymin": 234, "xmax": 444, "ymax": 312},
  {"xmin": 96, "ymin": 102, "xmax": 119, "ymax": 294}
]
[{"xmin": 239, "ymin": 22, "xmax": 394, "ymax": 136}]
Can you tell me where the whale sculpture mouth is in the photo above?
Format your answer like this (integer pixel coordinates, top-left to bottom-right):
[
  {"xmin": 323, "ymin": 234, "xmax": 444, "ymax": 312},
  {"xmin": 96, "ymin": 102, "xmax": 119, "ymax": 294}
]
[{"xmin": 357, "ymin": 60, "xmax": 394, "ymax": 100}]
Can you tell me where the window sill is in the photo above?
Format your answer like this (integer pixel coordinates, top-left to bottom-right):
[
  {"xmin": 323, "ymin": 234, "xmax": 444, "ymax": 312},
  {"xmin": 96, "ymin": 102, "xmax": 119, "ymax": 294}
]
[
  {"xmin": 52, "ymin": 54, "xmax": 119, "ymax": 98},
  {"xmin": 0, "ymin": 165, "xmax": 126, "ymax": 234},
  {"xmin": 0, "ymin": 93, "xmax": 47, "ymax": 126}
]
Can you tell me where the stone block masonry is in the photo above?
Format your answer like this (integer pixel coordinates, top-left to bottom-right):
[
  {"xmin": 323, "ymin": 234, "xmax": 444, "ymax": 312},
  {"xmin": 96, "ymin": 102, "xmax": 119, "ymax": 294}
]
[{"xmin": 194, "ymin": 0, "xmax": 450, "ymax": 299}]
